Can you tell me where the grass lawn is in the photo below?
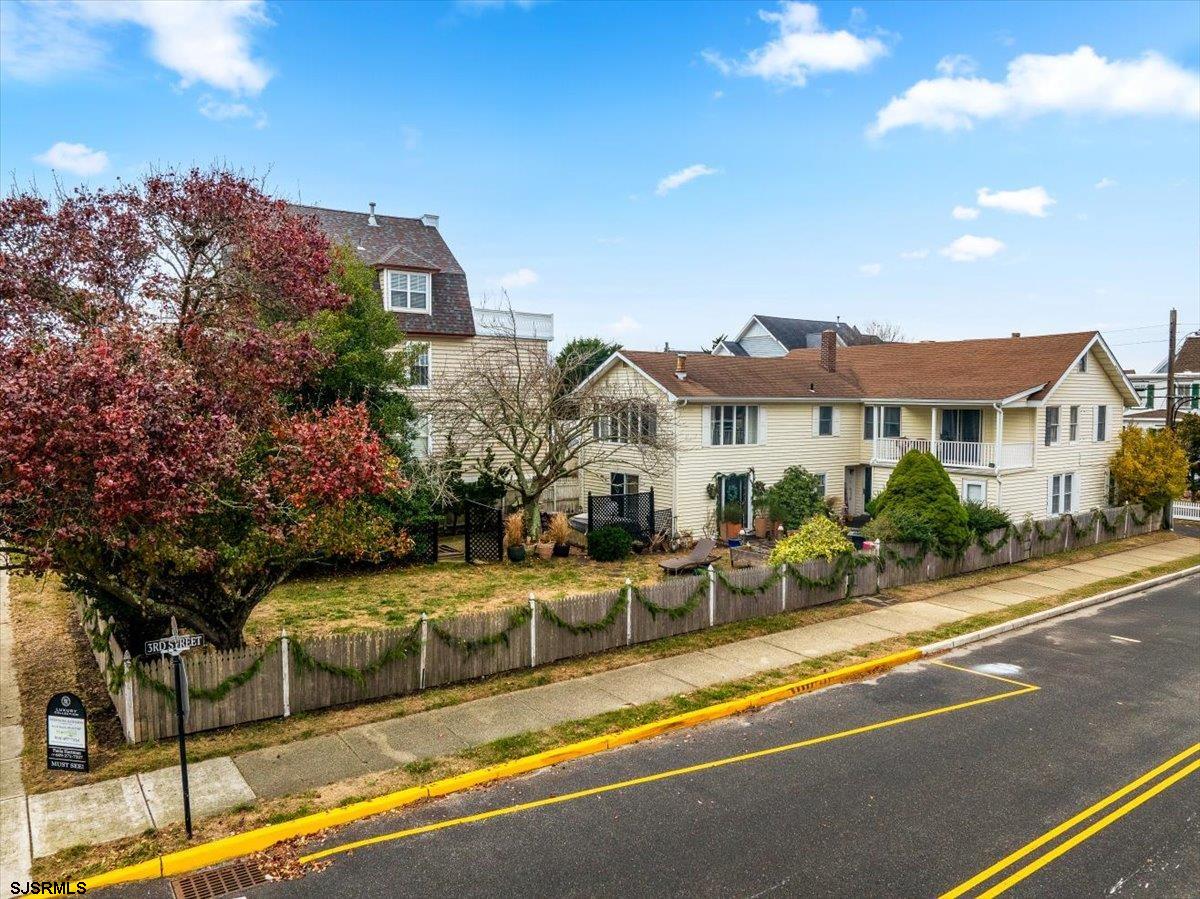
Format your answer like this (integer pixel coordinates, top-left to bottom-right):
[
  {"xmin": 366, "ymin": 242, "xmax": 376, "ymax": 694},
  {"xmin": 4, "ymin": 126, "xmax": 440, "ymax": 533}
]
[{"xmin": 245, "ymin": 551, "xmax": 672, "ymax": 641}]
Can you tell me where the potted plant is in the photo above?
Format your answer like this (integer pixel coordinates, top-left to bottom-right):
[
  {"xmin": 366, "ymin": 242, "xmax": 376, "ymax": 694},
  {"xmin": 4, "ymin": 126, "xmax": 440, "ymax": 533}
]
[
  {"xmin": 721, "ymin": 501, "xmax": 745, "ymax": 540},
  {"xmin": 548, "ymin": 512, "xmax": 572, "ymax": 557},
  {"xmin": 752, "ymin": 481, "xmax": 772, "ymax": 538},
  {"xmin": 535, "ymin": 530, "xmax": 554, "ymax": 560},
  {"xmin": 505, "ymin": 512, "xmax": 526, "ymax": 563}
]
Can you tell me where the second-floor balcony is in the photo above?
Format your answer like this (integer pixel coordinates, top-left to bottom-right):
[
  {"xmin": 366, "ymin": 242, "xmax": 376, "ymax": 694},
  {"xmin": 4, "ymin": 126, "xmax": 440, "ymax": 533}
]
[
  {"xmin": 473, "ymin": 307, "xmax": 554, "ymax": 341},
  {"xmin": 872, "ymin": 436, "xmax": 1034, "ymax": 472}
]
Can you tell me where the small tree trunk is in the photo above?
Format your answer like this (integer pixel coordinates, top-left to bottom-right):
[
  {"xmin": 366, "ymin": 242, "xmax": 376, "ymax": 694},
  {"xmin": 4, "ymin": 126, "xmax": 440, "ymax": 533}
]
[{"xmin": 523, "ymin": 499, "xmax": 541, "ymax": 540}]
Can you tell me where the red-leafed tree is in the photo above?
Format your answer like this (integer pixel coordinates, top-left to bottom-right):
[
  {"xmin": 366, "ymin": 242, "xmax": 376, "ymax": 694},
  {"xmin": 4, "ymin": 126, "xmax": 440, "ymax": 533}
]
[{"xmin": 0, "ymin": 170, "xmax": 410, "ymax": 648}]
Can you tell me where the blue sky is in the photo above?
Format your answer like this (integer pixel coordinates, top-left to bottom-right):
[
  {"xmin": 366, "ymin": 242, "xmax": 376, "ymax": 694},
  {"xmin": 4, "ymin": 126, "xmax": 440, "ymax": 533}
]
[{"xmin": 2, "ymin": 0, "xmax": 1198, "ymax": 368}]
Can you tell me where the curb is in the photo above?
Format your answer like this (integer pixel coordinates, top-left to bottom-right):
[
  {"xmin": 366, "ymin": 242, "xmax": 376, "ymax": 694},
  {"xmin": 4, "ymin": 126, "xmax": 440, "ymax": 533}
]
[
  {"xmin": 85, "ymin": 561, "xmax": 1199, "ymax": 890},
  {"xmin": 920, "ymin": 564, "xmax": 1200, "ymax": 655},
  {"xmin": 86, "ymin": 648, "xmax": 922, "ymax": 888}
]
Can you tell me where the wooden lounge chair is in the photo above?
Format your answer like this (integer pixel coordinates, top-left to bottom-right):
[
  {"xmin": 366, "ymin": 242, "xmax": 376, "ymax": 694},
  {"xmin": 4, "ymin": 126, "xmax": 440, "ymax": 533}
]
[{"xmin": 659, "ymin": 538, "xmax": 717, "ymax": 575}]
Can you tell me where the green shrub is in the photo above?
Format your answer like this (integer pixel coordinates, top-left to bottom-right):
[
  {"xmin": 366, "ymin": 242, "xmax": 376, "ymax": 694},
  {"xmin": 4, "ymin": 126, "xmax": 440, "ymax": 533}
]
[
  {"xmin": 722, "ymin": 501, "xmax": 745, "ymax": 524},
  {"xmin": 768, "ymin": 516, "xmax": 853, "ymax": 566},
  {"xmin": 963, "ymin": 501, "xmax": 1012, "ymax": 537},
  {"xmin": 865, "ymin": 450, "xmax": 970, "ymax": 557},
  {"xmin": 588, "ymin": 524, "xmax": 633, "ymax": 562},
  {"xmin": 763, "ymin": 466, "xmax": 826, "ymax": 530}
]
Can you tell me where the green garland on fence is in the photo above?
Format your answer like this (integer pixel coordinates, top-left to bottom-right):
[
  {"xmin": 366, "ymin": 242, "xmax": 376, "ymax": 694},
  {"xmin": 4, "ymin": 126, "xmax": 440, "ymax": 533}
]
[
  {"xmin": 631, "ymin": 571, "xmax": 710, "ymax": 620},
  {"xmin": 289, "ymin": 626, "xmax": 421, "ymax": 684},
  {"xmin": 711, "ymin": 564, "xmax": 787, "ymax": 597},
  {"xmin": 875, "ymin": 544, "xmax": 925, "ymax": 572},
  {"xmin": 431, "ymin": 604, "xmax": 533, "ymax": 656},
  {"xmin": 1127, "ymin": 504, "xmax": 1151, "ymax": 526},
  {"xmin": 539, "ymin": 591, "xmax": 629, "ymax": 635},
  {"xmin": 973, "ymin": 525, "xmax": 1018, "ymax": 555}
]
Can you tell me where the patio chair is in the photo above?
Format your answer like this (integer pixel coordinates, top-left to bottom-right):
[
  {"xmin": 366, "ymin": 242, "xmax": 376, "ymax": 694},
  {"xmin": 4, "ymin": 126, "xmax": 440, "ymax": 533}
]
[{"xmin": 658, "ymin": 538, "xmax": 717, "ymax": 575}]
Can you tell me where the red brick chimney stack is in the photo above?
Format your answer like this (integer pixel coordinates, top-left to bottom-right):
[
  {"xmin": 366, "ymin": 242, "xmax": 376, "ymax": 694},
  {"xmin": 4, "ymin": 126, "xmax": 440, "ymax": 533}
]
[{"xmin": 820, "ymin": 329, "xmax": 837, "ymax": 373}]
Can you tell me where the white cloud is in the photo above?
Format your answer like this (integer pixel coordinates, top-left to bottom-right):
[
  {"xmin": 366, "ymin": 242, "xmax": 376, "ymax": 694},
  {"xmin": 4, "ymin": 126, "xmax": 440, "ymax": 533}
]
[
  {"xmin": 655, "ymin": 164, "xmax": 718, "ymax": 196},
  {"xmin": 198, "ymin": 95, "xmax": 253, "ymax": 121},
  {"xmin": 33, "ymin": 141, "xmax": 109, "ymax": 176},
  {"xmin": 952, "ymin": 205, "xmax": 980, "ymax": 220},
  {"xmin": 977, "ymin": 185, "xmax": 1055, "ymax": 217},
  {"xmin": 859, "ymin": 262, "xmax": 882, "ymax": 276},
  {"xmin": 936, "ymin": 53, "xmax": 977, "ymax": 77},
  {"xmin": 940, "ymin": 234, "xmax": 1006, "ymax": 262},
  {"xmin": 454, "ymin": 0, "xmax": 538, "ymax": 14},
  {"xmin": 871, "ymin": 45, "xmax": 1200, "ymax": 136},
  {"xmin": 605, "ymin": 315, "xmax": 642, "ymax": 336},
  {"xmin": 703, "ymin": 1, "xmax": 887, "ymax": 88},
  {"xmin": 712, "ymin": 89, "xmax": 725, "ymax": 100},
  {"xmin": 2, "ymin": 0, "xmax": 272, "ymax": 94},
  {"xmin": 493, "ymin": 267, "xmax": 539, "ymax": 290},
  {"xmin": 1095, "ymin": 176, "xmax": 1117, "ymax": 189},
  {"xmin": 899, "ymin": 248, "xmax": 929, "ymax": 260}
]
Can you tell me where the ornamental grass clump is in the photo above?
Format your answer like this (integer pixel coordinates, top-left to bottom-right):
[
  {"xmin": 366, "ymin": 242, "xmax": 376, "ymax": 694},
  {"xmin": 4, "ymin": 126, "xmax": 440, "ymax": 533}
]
[
  {"xmin": 768, "ymin": 516, "xmax": 854, "ymax": 566},
  {"xmin": 863, "ymin": 450, "xmax": 971, "ymax": 558}
]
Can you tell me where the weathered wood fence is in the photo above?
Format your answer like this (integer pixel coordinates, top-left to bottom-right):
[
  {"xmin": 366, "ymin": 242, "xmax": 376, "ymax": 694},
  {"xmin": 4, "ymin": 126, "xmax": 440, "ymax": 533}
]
[{"xmin": 79, "ymin": 505, "xmax": 1160, "ymax": 743}]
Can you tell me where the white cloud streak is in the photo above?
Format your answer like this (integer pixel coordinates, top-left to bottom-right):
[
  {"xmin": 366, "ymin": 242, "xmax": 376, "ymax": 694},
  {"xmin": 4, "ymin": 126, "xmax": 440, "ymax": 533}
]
[
  {"xmin": 655, "ymin": 164, "xmax": 718, "ymax": 196},
  {"xmin": 935, "ymin": 54, "xmax": 977, "ymax": 77},
  {"xmin": 2, "ymin": 0, "xmax": 273, "ymax": 94},
  {"xmin": 605, "ymin": 314, "xmax": 642, "ymax": 336},
  {"xmin": 899, "ymin": 248, "xmax": 929, "ymax": 260},
  {"xmin": 871, "ymin": 45, "xmax": 1200, "ymax": 136},
  {"xmin": 704, "ymin": 1, "xmax": 886, "ymax": 88},
  {"xmin": 34, "ymin": 141, "xmax": 109, "ymax": 175},
  {"xmin": 491, "ymin": 268, "xmax": 539, "ymax": 290},
  {"xmin": 976, "ymin": 186, "xmax": 1055, "ymax": 217},
  {"xmin": 1095, "ymin": 177, "xmax": 1117, "ymax": 189},
  {"xmin": 941, "ymin": 234, "xmax": 1006, "ymax": 262},
  {"xmin": 859, "ymin": 262, "xmax": 882, "ymax": 276},
  {"xmin": 952, "ymin": 205, "xmax": 980, "ymax": 220}
]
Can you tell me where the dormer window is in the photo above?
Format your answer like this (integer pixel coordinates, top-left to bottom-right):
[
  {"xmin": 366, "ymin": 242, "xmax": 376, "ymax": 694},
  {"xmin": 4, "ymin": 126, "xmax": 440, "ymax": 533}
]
[{"xmin": 385, "ymin": 270, "xmax": 430, "ymax": 312}]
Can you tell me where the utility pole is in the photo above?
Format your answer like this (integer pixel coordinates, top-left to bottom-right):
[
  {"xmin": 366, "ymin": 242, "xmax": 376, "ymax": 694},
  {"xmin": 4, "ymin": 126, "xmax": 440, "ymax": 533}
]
[{"xmin": 1166, "ymin": 308, "xmax": 1178, "ymax": 431}]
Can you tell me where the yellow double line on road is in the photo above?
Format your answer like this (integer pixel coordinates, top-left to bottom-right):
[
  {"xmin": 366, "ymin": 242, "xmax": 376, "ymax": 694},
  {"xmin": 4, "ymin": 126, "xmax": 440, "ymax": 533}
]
[
  {"xmin": 941, "ymin": 741, "xmax": 1200, "ymax": 898},
  {"xmin": 299, "ymin": 660, "xmax": 1037, "ymax": 864}
]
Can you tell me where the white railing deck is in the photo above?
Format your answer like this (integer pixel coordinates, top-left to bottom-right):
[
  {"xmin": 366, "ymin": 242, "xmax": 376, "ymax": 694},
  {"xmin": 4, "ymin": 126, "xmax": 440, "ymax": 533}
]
[
  {"xmin": 473, "ymin": 307, "xmax": 554, "ymax": 341},
  {"xmin": 872, "ymin": 437, "xmax": 1035, "ymax": 471}
]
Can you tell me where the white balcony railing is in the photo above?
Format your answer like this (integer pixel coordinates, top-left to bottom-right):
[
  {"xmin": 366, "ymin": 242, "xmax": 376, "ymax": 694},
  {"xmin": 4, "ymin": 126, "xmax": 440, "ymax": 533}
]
[
  {"xmin": 872, "ymin": 437, "xmax": 1034, "ymax": 471},
  {"xmin": 473, "ymin": 307, "xmax": 554, "ymax": 341}
]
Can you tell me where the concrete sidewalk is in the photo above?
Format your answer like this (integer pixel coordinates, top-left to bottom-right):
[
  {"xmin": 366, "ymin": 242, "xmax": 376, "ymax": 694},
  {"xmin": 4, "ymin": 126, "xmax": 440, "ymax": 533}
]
[{"xmin": 20, "ymin": 537, "xmax": 1200, "ymax": 860}]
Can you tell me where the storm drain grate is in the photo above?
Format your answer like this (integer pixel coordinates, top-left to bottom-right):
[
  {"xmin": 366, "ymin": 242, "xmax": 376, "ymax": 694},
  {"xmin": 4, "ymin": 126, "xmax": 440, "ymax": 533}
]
[{"xmin": 171, "ymin": 860, "xmax": 267, "ymax": 899}]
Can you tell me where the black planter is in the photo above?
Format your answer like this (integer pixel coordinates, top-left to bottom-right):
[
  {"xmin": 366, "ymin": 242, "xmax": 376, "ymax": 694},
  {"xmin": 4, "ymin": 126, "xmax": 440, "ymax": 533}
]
[
  {"xmin": 507, "ymin": 545, "xmax": 527, "ymax": 563},
  {"xmin": 552, "ymin": 543, "xmax": 570, "ymax": 558}
]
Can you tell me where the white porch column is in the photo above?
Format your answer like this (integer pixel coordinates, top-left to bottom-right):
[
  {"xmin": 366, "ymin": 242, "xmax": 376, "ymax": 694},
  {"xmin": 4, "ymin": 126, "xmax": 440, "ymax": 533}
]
[
  {"xmin": 994, "ymin": 407, "xmax": 1004, "ymax": 471},
  {"xmin": 930, "ymin": 407, "xmax": 937, "ymax": 446},
  {"xmin": 874, "ymin": 405, "xmax": 882, "ymax": 459}
]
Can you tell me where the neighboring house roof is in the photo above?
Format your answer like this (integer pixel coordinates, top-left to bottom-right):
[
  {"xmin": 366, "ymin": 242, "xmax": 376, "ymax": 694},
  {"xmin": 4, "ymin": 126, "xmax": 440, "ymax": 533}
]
[
  {"xmin": 289, "ymin": 203, "xmax": 476, "ymax": 338},
  {"xmin": 598, "ymin": 331, "xmax": 1137, "ymax": 405},
  {"xmin": 1123, "ymin": 408, "xmax": 1167, "ymax": 421},
  {"xmin": 716, "ymin": 315, "xmax": 882, "ymax": 356},
  {"xmin": 1172, "ymin": 334, "xmax": 1200, "ymax": 372}
]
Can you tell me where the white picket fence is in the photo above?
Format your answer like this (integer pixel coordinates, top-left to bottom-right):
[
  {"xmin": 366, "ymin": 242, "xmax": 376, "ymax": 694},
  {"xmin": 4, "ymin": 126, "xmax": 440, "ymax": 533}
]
[{"xmin": 1174, "ymin": 500, "xmax": 1200, "ymax": 521}]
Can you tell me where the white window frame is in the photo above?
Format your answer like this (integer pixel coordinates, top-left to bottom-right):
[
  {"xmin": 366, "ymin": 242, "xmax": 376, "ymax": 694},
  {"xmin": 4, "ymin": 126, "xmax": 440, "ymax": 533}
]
[
  {"xmin": 410, "ymin": 342, "xmax": 431, "ymax": 389},
  {"xmin": 1068, "ymin": 405, "xmax": 1079, "ymax": 443},
  {"xmin": 963, "ymin": 479, "xmax": 986, "ymax": 504},
  {"xmin": 610, "ymin": 472, "xmax": 640, "ymax": 495},
  {"xmin": 1077, "ymin": 355, "xmax": 1087, "ymax": 373},
  {"xmin": 708, "ymin": 405, "xmax": 761, "ymax": 446},
  {"xmin": 595, "ymin": 404, "xmax": 657, "ymax": 445},
  {"xmin": 383, "ymin": 269, "xmax": 432, "ymax": 314},
  {"xmin": 814, "ymin": 472, "xmax": 827, "ymax": 496},
  {"xmin": 863, "ymin": 405, "xmax": 874, "ymax": 440},
  {"xmin": 1047, "ymin": 471, "xmax": 1076, "ymax": 515},
  {"xmin": 817, "ymin": 405, "xmax": 834, "ymax": 437},
  {"xmin": 881, "ymin": 406, "xmax": 901, "ymax": 438},
  {"xmin": 1095, "ymin": 404, "xmax": 1107, "ymax": 441},
  {"xmin": 410, "ymin": 414, "xmax": 433, "ymax": 459},
  {"xmin": 1044, "ymin": 406, "xmax": 1060, "ymax": 446}
]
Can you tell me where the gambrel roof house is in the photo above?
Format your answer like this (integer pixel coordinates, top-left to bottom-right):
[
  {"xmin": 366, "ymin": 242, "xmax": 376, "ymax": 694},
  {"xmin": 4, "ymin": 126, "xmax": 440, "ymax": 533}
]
[
  {"xmin": 579, "ymin": 330, "xmax": 1138, "ymax": 537},
  {"xmin": 1123, "ymin": 333, "xmax": 1200, "ymax": 429},
  {"xmin": 293, "ymin": 202, "xmax": 553, "ymax": 459},
  {"xmin": 714, "ymin": 314, "xmax": 882, "ymax": 357}
]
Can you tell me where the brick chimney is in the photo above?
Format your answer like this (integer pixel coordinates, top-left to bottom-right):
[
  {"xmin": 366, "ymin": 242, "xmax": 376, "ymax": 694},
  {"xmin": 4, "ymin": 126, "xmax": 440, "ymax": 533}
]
[
  {"xmin": 819, "ymin": 329, "xmax": 837, "ymax": 373},
  {"xmin": 675, "ymin": 353, "xmax": 687, "ymax": 380}
]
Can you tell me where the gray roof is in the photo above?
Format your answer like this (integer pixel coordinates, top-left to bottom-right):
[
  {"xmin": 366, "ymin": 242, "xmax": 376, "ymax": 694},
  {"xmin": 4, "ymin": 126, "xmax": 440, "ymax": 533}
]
[
  {"xmin": 720, "ymin": 341, "xmax": 750, "ymax": 356},
  {"xmin": 289, "ymin": 203, "xmax": 475, "ymax": 338},
  {"xmin": 754, "ymin": 316, "xmax": 883, "ymax": 349}
]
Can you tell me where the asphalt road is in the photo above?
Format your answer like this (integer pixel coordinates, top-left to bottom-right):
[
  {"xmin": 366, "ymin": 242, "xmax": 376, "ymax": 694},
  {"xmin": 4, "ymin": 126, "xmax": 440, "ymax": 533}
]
[{"xmin": 121, "ymin": 575, "xmax": 1200, "ymax": 898}]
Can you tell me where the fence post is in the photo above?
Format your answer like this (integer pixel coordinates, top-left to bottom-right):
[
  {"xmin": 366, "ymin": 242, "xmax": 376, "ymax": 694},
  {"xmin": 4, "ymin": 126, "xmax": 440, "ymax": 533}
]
[
  {"xmin": 529, "ymin": 594, "xmax": 538, "ymax": 668},
  {"xmin": 1124, "ymin": 507, "xmax": 1130, "ymax": 539},
  {"xmin": 625, "ymin": 578, "xmax": 633, "ymax": 645},
  {"xmin": 1064, "ymin": 513, "xmax": 1072, "ymax": 551},
  {"xmin": 419, "ymin": 613, "xmax": 429, "ymax": 689},
  {"xmin": 280, "ymin": 628, "xmax": 290, "ymax": 719},
  {"xmin": 121, "ymin": 650, "xmax": 135, "ymax": 743},
  {"xmin": 707, "ymin": 564, "xmax": 716, "ymax": 627},
  {"xmin": 779, "ymin": 564, "xmax": 787, "ymax": 612},
  {"xmin": 464, "ymin": 503, "xmax": 473, "ymax": 565}
]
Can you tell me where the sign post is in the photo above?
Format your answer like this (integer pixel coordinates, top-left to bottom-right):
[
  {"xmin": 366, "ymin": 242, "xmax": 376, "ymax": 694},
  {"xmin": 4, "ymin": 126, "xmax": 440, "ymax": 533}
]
[
  {"xmin": 46, "ymin": 692, "xmax": 87, "ymax": 772},
  {"xmin": 146, "ymin": 618, "xmax": 204, "ymax": 839}
]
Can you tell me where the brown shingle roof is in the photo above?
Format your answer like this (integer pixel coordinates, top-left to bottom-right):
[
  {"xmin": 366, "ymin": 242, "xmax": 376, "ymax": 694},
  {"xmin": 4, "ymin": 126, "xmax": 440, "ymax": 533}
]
[
  {"xmin": 622, "ymin": 331, "xmax": 1099, "ymax": 402},
  {"xmin": 1173, "ymin": 335, "xmax": 1200, "ymax": 372},
  {"xmin": 289, "ymin": 203, "xmax": 476, "ymax": 338}
]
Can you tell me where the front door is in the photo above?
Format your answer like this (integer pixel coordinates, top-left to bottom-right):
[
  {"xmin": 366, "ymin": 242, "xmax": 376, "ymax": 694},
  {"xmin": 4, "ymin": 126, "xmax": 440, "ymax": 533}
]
[
  {"xmin": 844, "ymin": 466, "xmax": 872, "ymax": 517},
  {"xmin": 720, "ymin": 473, "xmax": 750, "ymax": 529}
]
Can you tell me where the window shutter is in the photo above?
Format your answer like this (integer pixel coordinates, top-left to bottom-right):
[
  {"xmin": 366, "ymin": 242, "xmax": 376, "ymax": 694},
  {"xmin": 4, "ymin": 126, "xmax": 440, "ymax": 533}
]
[
  {"xmin": 832, "ymin": 407, "xmax": 841, "ymax": 437},
  {"xmin": 701, "ymin": 406, "xmax": 712, "ymax": 446},
  {"xmin": 757, "ymin": 406, "xmax": 767, "ymax": 444},
  {"xmin": 812, "ymin": 406, "xmax": 820, "ymax": 437}
]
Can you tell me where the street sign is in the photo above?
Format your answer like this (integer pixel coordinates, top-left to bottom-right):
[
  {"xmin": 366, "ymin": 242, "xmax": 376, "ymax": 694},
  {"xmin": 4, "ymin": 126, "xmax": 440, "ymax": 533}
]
[
  {"xmin": 144, "ymin": 633, "xmax": 204, "ymax": 656},
  {"xmin": 46, "ymin": 692, "xmax": 88, "ymax": 772}
]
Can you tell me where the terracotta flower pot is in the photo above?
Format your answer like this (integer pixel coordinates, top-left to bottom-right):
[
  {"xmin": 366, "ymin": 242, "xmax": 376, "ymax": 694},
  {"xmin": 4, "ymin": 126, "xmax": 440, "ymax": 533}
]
[
  {"xmin": 753, "ymin": 516, "xmax": 770, "ymax": 538},
  {"xmin": 723, "ymin": 521, "xmax": 742, "ymax": 540},
  {"xmin": 535, "ymin": 543, "xmax": 554, "ymax": 560}
]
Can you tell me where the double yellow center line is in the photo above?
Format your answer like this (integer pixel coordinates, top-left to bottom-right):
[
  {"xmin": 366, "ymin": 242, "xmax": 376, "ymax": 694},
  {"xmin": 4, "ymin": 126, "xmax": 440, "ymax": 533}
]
[{"xmin": 941, "ymin": 741, "xmax": 1200, "ymax": 898}]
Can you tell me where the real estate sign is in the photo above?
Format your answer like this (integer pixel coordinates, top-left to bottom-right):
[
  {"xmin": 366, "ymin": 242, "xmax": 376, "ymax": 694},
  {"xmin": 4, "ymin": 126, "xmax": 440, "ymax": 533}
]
[{"xmin": 46, "ymin": 692, "xmax": 88, "ymax": 772}]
